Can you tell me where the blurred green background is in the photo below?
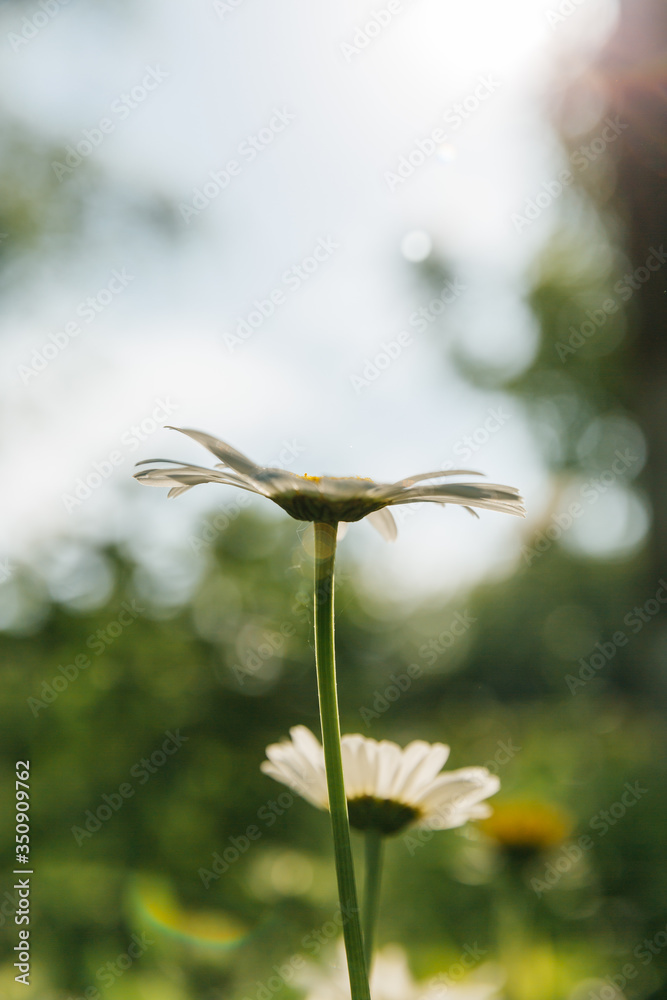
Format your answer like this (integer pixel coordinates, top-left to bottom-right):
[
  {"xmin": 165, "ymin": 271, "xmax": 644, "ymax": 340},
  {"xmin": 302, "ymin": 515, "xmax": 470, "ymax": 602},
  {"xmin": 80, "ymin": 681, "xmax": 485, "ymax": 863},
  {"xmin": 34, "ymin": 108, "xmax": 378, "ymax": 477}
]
[{"xmin": 2, "ymin": 0, "xmax": 667, "ymax": 998}]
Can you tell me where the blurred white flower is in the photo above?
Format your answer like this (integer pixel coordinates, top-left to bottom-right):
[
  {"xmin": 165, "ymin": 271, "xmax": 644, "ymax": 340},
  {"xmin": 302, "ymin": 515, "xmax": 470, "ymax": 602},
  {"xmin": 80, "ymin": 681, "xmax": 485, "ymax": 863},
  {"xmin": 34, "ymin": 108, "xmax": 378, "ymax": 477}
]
[
  {"xmin": 134, "ymin": 426, "xmax": 524, "ymax": 539},
  {"xmin": 297, "ymin": 940, "xmax": 504, "ymax": 1000},
  {"xmin": 261, "ymin": 726, "xmax": 499, "ymax": 836}
]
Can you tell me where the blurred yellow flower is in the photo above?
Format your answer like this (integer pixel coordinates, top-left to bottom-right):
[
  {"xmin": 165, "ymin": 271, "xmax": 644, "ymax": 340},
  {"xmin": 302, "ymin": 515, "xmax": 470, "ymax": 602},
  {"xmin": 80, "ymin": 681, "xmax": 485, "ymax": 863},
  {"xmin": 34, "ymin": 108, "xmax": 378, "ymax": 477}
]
[{"xmin": 479, "ymin": 800, "xmax": 573, "ymax": 857}]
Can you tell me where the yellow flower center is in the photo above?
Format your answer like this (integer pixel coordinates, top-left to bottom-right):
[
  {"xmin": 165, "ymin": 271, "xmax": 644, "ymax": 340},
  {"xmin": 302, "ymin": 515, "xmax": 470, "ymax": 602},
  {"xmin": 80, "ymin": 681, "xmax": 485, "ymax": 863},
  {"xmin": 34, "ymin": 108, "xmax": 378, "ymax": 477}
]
[
  {"xmin": 299, "ymin": 475, "xmax": 374, "ymax": 483},
  {"xmin": 267, "ymin": 474, "xmax": 385, "ymax": 524}
]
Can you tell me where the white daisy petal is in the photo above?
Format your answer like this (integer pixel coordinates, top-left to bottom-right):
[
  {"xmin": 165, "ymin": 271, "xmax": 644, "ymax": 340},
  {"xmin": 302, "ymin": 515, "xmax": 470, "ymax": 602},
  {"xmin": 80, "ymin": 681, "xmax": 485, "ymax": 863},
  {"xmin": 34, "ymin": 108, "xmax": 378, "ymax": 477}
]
[
  {"xmin": 166, "ymin": 426, "xmax": 260, "ymax": 478},
  {"xmin": 385, "ymin": 740, "xmax": 434, "ymax": 799},
  {"xmin": 297, "ymin": 940, "xmax": 503, "ymax": 1000},
  {"xmin": 289, "ymin": 724, "xmax": 325, "ymax": 767},
  {"xmin": 413, "ymin": 766, "xmax": 499, "ymax": 804},
  {"xmin": 264, "ymin": 740, "xmax": 325, "ymax": 801},
  {"xmin": 260, "ymin": 760, "xmax": 327, "ymax": 809},
  {"xmin": 415, "ymin": 770, "xmax": 500, "ymax": 827},
  {"xmin": 345, "ymin": 733, "xmax": 377, "ymax": 798},
  {"xmin": 366, "ymin": 508, "xmax": 398, "ymax": 542},
  {"xmin": 382, "ymin": 470, "xmax": 484, "ymax": 497},
  {"xmin": 261, "ymin": 729, "xmax": 498, "ymax": 837},
  {"xmin": 374, "ymin": 741, "xmax": 404, "ymax": 798},
  {"xmin": 341, "ymin": 734, "xmax": 368, "ymax": 799},
  {"xmin": 357, "ymin": 735, "xmax": 379, "ymax": 797},
  {"xmin": 135, "ymin": 426, "xmax": 524, "ymax": 531},
  {"xmin": 391, "ymin": 494, "xmax": 525, "ymax": 516},
  {"xmin": 389, "ymin": 741, "xmax": 450, "ymax": 800}
]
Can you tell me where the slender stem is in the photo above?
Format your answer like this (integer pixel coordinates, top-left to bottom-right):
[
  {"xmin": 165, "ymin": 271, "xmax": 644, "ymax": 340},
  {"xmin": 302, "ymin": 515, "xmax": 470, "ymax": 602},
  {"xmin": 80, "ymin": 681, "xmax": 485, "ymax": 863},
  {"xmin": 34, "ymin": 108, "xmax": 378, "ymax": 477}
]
[
  {"xmin": 363, "ymin": 830, "xmax": 384, "ymax": 968},
  {"xmin": 313, "ymin": 521, "xmax": 371, "ymax": 1000}
]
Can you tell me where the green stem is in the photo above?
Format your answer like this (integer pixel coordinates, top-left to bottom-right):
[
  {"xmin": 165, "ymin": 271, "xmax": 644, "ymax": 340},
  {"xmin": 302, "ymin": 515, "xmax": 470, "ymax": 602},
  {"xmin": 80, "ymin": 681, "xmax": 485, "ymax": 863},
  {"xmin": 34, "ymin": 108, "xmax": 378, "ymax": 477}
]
[
  {"xmin": 313, "ymin": 521, "xmax": 371, "ymax": 1000},
  {"xmin": 363, "ymin": 830, "xmax": 384, "ymax": 969}
]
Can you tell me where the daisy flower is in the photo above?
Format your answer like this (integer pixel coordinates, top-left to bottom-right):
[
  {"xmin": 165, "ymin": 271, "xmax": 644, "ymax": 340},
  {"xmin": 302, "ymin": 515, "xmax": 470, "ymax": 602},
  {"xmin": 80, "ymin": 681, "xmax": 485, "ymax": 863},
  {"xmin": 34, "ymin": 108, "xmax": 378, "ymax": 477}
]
[
  {"xmin": 261, "ymin": 726, "xmax": 499, "ymax": 837},
  {"xmin": 133, "ymin": 426, "xmax": 525, "ymax": 537},
  {"xmin": 136, "ymin": 427, "xmax": 523, "ymax": 1000},
  {"xmin": 297, "ymin": 940, "xmax": 504, "ymax": 1000}
]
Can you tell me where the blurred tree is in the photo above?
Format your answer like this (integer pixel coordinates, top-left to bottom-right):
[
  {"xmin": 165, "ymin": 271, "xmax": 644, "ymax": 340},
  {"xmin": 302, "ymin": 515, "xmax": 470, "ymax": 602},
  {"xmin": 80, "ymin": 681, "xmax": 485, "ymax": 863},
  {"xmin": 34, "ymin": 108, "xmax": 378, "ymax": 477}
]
[{"xmin": 595, "ymin": 0, "xmax": 667, "ymax": 577}]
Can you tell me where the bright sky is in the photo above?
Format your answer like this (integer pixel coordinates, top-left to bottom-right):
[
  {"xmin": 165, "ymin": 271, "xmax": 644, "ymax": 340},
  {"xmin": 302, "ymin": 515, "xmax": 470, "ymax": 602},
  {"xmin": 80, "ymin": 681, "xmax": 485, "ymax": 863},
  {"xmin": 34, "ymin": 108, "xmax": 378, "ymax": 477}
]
[{"xmin": 0, "ymin": 0, "xmax": 629, "ymax": 611}]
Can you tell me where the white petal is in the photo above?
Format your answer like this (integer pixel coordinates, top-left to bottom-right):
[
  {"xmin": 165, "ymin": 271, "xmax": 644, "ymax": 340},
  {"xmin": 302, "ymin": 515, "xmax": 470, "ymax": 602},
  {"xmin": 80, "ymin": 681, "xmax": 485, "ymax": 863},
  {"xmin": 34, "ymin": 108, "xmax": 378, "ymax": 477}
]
[
  {"xmin": 358, "ymin": 736, "xmax": 380, "ymax": 797},
  {"xmin": 384, "ymin": 469, "xmax": 484, "ymax": 493},
  {"xmin": 398, "ymin": 742, "xmax": 451, "ymax": 800},
  {"xmin": 391, "ymin": 494, "xmax": 525, "ymax": 517},
  {"xmin": 387, "ymin": 741, "xmax": 448, "ymax": 800},
  {"xmin": 374, "ymin": 741, "xmax": 404, "ymax": 798},
  {"xmin": 413, "ymin": 767, "xmax": 499, "ymax": 805},
  {"xmin": 134, "ymin": 465, "xmax": 260, "ymax": 493},
  {"xmin": 366, "ymin": 508, "xmax": 398, "ymax": 542},
  {"xmin": 415, "ymin": 769, "xmax": 499, "ymax": 827},
  {"xmin": 260, "ymin": 760, "xmax": 327, "ymax": 809},
  {"xmin": 289, "ymin": 726, "xmax": 324, "ymax": 769},
  {"xmin": 341, "ymin": 735, "xmax": 363, "ymax": 796},
  {"xmin": 370, "ymin": 945, "xmax": 418, "ymax": 999},
  {"xmin": 341, "ymin": 735, "xmax": 367, "ymax": 799},
  {"xmin": 167, "ymin": 426, "xmax": 260, "ymax": 478},
  {"xmin": 263, "ymin": 738, "xmax": 328, "ymax": 807}
]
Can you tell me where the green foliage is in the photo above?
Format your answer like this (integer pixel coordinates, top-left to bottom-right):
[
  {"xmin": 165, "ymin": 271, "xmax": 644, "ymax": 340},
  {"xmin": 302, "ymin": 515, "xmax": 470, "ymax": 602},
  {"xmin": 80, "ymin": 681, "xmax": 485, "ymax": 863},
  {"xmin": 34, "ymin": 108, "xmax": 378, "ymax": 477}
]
[{"xmin": 1, "ymin": 511, "xmax": 666, "ymax": 999}]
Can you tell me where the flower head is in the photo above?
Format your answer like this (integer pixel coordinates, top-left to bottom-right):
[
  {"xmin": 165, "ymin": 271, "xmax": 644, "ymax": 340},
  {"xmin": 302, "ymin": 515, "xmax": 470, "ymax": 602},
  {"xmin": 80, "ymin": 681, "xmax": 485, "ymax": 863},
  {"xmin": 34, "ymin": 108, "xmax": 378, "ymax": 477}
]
[
  {"xmin": 261, "ymin": 726, "xmax": 499, "ymax": 836},
  {"xmin": 478, "ymin": 800, "xmax": 573, "ymax": 861},
  {"xmin": 134, "ymin": 427, "xmax": 524, "ymax": 538},
  {"xmin": 297, "ymin": 940, "xmax": 503, "ymax": 1000}
]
